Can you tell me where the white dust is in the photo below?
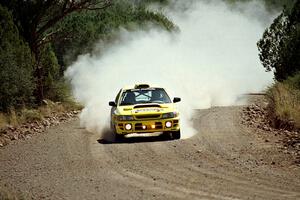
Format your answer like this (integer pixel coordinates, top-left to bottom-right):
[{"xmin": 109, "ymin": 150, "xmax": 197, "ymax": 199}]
[{"xmin": 65, "ymin": 0, "xmax": 275, "ymax": 139}]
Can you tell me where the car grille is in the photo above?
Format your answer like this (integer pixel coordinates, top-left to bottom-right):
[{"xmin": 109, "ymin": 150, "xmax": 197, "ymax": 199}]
[{"xmin": 135, "ymin": 114, "xmax": 161, "ymax": 120}]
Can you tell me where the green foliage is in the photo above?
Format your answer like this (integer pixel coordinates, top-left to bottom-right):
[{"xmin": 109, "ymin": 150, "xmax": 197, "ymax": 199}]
[
  {"xmin": 284, "ymin": 72, "xmax": 300, "ymax": 90},
  {"xmin": 53, "ymin": 0, "xmax": 176, "ymax": 65},
  {"xmin": 0, "ymin": 5, "xmax": 34, "ymax": 111},
  {"xmin": 20, "ymin": 108, "xmax": 43, "ymax": 122},
  {"xmin": 45, "ymin": 79, "xmax": 71, "ymax": 102},
  {"xmin": 0, "ymin": 0, "xmax": 175, "ymax": 112},
  {"xmin": 257, "ymin": 0, "xmax": 300, "ymax": 81},
  {"xmin": 39, "ymin": 44, "xmax": 71, "ymax": 102},
  {"xmin": 0, "ymin": 0, "xmax": 112, "ymax": 104},
  {"xmin": 225, "ymin": 0, "xmax": 296, "ymax": 10}
]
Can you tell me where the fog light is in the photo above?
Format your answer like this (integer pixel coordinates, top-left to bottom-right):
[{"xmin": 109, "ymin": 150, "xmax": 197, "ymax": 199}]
[
  {"xmin": 142, "ymin": 125, "xmax": 147, "ymax": 130},
  {"xmin": 125, "ymin": 123, "xmax": 132, "ymax": 130},
  {"xmin": 165, "ymin": 121, "xmax": 172, "ymax": 128},
  {"xmin": 151, "ymin": 124, "xmax": 155, "ymax": 129}
]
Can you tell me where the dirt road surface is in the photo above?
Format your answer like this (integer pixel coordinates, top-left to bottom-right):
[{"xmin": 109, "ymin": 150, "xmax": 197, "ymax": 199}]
[{"xmin": 1, "ymin": 106, "xmax": 300, "ymax": 199}]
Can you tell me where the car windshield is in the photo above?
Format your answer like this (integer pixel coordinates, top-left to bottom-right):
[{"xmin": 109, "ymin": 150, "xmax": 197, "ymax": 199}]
[{"xmin": 119, "ymin": 88, "xmax": 172, "ymax": 106}]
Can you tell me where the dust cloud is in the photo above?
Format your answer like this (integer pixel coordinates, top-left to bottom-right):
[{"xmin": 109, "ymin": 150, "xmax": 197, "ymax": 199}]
[{"xmin": 65, "ymin": 0, "xmax": 275, "ymax": 139}]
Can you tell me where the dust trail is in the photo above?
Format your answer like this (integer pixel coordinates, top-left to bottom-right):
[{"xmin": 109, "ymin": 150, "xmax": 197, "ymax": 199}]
[{"xmin": 65, "ymin": 0, "xmax": 275, "ymax": 139}]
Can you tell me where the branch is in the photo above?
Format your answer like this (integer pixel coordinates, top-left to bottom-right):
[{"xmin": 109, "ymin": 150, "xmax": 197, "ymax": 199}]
[
  {"xmin": 37, "ymin": 30, "xmax": 74, "ymax": 48},
  {"xmin": 36, "ymin": 0, "xmax": 112, "ymax": 38}
]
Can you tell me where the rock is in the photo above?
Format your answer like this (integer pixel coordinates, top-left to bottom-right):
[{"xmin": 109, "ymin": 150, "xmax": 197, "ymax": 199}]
[
  {"xmin": 263, "ymin": 126, "xmax": 270, "ymax": 131},
  {"xmin": 294, "ymin": 143, "xmax": 300, "ymax": 148},
  {"xmin": 271, "ymin": 161, "xmax": 275, "ymax": 165},
  {"xmin": 12, "ymin": 134, "xmax": 18, "ymax": 140},
  {"xmin": 42, "ymin": 99, "xmax": 48, "ymax": 105},
  {"xmin": 0, "ymin": 108, "xmax": 80, "ymax": 147}
]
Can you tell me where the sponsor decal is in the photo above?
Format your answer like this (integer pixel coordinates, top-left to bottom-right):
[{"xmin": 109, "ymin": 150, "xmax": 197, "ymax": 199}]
[{"xmin": 134, "ymin": 108, "xmax": 162, "ymax": 113}]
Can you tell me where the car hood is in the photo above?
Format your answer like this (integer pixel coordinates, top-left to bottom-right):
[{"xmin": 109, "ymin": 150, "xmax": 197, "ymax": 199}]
[{"xmin": 116, "ymin": 103, "xmax": 177, "ymax": 115}]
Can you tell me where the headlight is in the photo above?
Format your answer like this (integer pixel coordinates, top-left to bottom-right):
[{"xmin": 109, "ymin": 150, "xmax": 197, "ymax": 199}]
[
  {"xmin": 125, "ymin": 123, "xmax": 132, "ymax": 130},
  {"xmin": 162, "ymin": 112, "xmax": 178, "ymax": 119},
  {"xmin": 165, "ymin": 121, "xmax": 172, "ymax": 128},
  {"xmin": 117, "ymin": 115, "xmax": 134, "ymax": 121}
]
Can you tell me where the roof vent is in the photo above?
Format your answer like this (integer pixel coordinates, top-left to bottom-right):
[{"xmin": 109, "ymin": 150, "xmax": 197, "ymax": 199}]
[{"xmin": 134, "ymin": 84, "xmax": 150, "ymax": 89}]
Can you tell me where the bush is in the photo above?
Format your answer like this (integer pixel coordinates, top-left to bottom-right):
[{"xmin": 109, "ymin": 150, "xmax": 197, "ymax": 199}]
[
  {"xmin": 284, "ymin": 72, "xmax": 300, "ymax": 89},
  {"xmin": 53, "ymin": 0, "xmax": 176, "ymax": 66},
  {"xmin": 20, "ymin": 109, "xmax": 43, "ymax": 122},
  {"xmin": 267, "ymin": 77, "xmax": 300, "ymax": 130},
  {"xmin": 44, "ymin": 79, "xmax": 72, "ymax": 103},
  {"xmin": 257, "ymin": 1, "xmax": 300, "ymax": 81},
  {"xmin": 39, "ymin": 44, "xmax": 72, "ymax": 102},
  {"xmin": 0, "ymin": 5, "xmax": 34, "ymax": 111}
]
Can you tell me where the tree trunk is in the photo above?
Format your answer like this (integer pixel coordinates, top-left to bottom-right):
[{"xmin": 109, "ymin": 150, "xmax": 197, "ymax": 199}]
[{"xmin": 32, "ymin": 45, "xmax": 44, "ymax": 105}]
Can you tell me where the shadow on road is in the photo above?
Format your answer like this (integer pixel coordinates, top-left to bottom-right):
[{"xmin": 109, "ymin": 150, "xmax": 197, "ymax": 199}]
[{"xmin": 97, "ymin": 134, "xmax": 174, "ymax": 144}]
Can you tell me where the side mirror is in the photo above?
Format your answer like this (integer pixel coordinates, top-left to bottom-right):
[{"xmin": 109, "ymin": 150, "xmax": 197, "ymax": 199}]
[
  {"xmin": 173, "ymin": 97, "xmax": 181, "ymax": 103},
  {"xmin": 109, "ymin": 101, "xmax": 116, "ymax": 106}
]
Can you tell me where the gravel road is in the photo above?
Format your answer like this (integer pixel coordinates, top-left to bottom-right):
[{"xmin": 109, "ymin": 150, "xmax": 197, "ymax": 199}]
[{"xmin": 1, "ymin": 106, "xmax": 300, "ymax": 199}]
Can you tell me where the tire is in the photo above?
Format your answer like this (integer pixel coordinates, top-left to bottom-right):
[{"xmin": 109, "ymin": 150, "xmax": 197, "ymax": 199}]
[
  {"xmin": 112, "ymin": 128, "xmax": 124, "ymax": 142},
  {"xmin": 172, "ymin": 130, "xmax": 181, "ymax": 140},
  {"xmin": 114, "ymin": 133, "xmax": 124, "ymax": 141}
]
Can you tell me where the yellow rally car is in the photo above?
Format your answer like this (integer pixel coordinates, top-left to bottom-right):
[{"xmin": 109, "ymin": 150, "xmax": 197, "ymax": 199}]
[{"xmin": 109, "ymin": 84, "xmax": 181, "ymax": 140}]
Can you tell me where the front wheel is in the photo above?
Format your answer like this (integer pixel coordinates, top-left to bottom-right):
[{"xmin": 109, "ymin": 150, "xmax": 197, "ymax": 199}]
[
  {"xmin": 172, "ymin": 130, "xmax": 181, "ymax": 140},
  {"xmin": 114, "ymin": 133, "xmax": 124, "ymax": 141},
  {"xmin": 112, "ymin": 128, "xmax": 124, "ymax": 142}
]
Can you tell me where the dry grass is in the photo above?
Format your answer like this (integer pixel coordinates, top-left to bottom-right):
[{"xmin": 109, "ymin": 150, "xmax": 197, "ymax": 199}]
[
  {"xmin": 0, "ymin": 100, "xmax": 82, "ymax": 129},
  {"xmin": 0, "ymin": 113, "xmax": 8, "ymax": 129},
  {"xmin": 267, "ymin": 82, "xmax": 300, "ymax": 129},
  {"xmin": 20, "ymin": 109, "xmax": 43, "ymax": 122}
]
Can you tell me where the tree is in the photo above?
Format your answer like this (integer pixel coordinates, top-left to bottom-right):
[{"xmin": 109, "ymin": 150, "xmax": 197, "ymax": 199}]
[
  {"xmin": 1, "ymin": 0, "xmax": 112, "ymax": 103},
  {"xmin": 52, "ymin": 0, "xmax": 176, "ymax": 66},
  {"xmin": 0, "ymin": 5, "xmax": 34, "ymax": 111},
  {"xmin": 257, "ymin": 0, "xmax": 300, "ymax": 81}
]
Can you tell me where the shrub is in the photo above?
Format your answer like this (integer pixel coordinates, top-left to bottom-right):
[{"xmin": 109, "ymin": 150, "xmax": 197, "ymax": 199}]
[
  {"xmin": 284, "ymin": 72, "xmax": 300, "ymax": 89},
  {"xmin": 257, "ymin": 1, "xmax": 300, "ymax": 81},
  {"xmin": 267, "ymin": 79, "xmax": 300, "ymax": 130},
  {"xmin": 0, "ymin": 5, "xmax": 34, "ymax": 111},
  {"xmin": 20, "ymin": 109, "xmax": 43, "ymax": 122}
]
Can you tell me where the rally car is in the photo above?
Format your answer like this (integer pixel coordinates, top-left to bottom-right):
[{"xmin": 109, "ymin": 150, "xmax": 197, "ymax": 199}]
[{"xmin": 109, "ymin": 84, "xmax": 181, "ymax": 140}]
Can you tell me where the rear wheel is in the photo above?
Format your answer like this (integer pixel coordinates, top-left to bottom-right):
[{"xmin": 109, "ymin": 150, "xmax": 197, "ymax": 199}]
[{"xmin": 172, "ymin": 130, "xmax": 181, "ymax": 140}]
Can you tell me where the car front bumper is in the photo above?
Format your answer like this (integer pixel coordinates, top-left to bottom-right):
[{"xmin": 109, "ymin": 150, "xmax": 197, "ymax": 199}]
[{"xmin": 114, "ymin": 118, "xmax": 180, "ymax": 135}]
